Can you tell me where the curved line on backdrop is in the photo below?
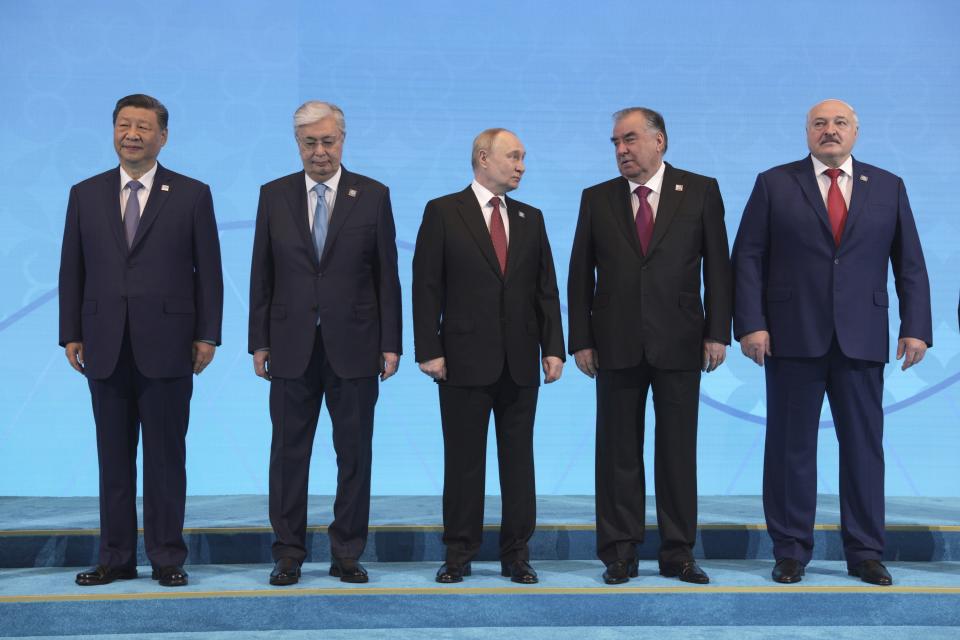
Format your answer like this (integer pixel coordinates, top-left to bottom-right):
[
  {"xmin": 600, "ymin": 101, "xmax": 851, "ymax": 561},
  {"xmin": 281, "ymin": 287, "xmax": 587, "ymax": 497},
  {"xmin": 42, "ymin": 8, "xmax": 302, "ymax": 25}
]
[{"xmin": 7, "ymin": 221, "xmax": 954, "ymax": 429}]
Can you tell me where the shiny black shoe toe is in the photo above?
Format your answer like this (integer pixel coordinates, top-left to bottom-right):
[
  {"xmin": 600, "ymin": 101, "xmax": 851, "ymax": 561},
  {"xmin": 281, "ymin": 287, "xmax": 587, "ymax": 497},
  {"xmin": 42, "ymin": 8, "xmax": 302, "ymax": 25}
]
[
  {"xmin": 270, "ymin": 558, "xmax": 301, "ymax": 586},
  {"xmin": 330, "ymin": 558, "xmax": 369, "ymax": 583},
  {"xmin": 501, "ymin": 560, "xmax": 538, "ymax": 584},
  {"xmin": 75, "ymin": 564, "xmax": 138, "ymax": 586},
  {"xmin": 155, "ymin": 565, "xmax": 188, "ymax": 587},
  {"xmin": 848, "ymin": 559, "xmax": 892, "ymax": 586},
  {"xmin": 602, "ymin": 559, "xmax": 639, "ymax": 585},
  {"xmin": 772, "ymin": 558, "xmax": 805, "ymax": 584},
  {"xmin": 436, "ymin": 562, "xmax": 472, "ymax": 583},
  {"xmin": 660, "ymin": 560, "xmax": 710, "ymax": 584}
]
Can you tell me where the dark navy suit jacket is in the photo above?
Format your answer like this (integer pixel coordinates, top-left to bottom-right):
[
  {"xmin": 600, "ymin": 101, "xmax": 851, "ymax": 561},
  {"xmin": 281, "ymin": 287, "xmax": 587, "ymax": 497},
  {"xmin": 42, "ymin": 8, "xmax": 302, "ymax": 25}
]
[
  {"xmin": 732, "ymin": 156, "xmax": 932, "ymax": 362},
  {"xmin": 59, "ymin": 164, "xmax": 224, "ymax": 379},
  {"xmin": 248, "ymin": 168, "xmax": 402, "ymax": 379}
]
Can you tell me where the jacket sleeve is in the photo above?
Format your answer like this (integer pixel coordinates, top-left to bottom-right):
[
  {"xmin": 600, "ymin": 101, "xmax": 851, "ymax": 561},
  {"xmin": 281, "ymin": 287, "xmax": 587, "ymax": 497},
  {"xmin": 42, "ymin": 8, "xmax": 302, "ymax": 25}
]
[
  {"xmin": 58, "ymin": 185, "xmax": 84, "ymax": 346},
  {"xmin": 566, "ymin": 189, "xmax": 596, "ymax": 354},
  {"xmin": 731, "ymin": 173, "xmax": 771, "ymax": 341},
  {"xmin": 192, "ymin": 185, "xmax": 224, "ymax": 345},
  {"xmin": 248, "ymin": 185, "xmax": 274, "ymax": 353},
  {"xmin": 890, "ymin": 178, "xmax": 933, "ymax": 346},
  {"xmin": 411, "ymin": 200, "xmax": 446, "ymax": 363},
  {"xmin": 701, "ymin": 178, "xmax": 732, "ymax": 344},
  {"xmin": 374, "ymin": 186, "xmax": 403, "ymax": 355},
  {"xmin": 535, "ymin": 210, "xmax": 566, "ymax": 359}
]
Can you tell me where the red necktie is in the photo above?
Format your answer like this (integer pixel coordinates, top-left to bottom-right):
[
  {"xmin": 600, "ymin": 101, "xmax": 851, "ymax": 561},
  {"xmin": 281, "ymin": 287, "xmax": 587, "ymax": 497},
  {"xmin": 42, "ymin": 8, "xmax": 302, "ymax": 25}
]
[
  {"xmin": 634, "ymin": 185, "xmax": 654, "ymax": 254},
  {"xmin": 825, "ymin": 168, "xmax": 848, "ymax": 246},
  {"xmin": 489, "ymin": 196, "xmax": 508, "ymax": 274}
]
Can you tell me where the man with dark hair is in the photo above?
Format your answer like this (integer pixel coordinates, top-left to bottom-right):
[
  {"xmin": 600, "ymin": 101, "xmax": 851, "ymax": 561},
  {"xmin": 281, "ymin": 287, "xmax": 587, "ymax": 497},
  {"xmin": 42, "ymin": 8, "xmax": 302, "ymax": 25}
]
[
  {"xmin": 413, "ymin": 128, "xmax": 565, "ymax": 585},
  {"xmin": 249, "ymin": 101, "xmax": 402, "ymax": 586},
  {"xmin": 59, "ymin": 94, "xmax": 223, "ymax": 587},
  {"xmin": 568, "ymin": 107, "xmax": 731, "ymax": 585}
]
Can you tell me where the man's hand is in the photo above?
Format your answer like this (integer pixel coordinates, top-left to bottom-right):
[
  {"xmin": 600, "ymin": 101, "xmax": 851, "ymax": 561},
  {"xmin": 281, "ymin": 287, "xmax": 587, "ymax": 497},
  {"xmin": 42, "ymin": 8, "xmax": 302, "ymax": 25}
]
[
  {"xmin": 542, "ymin": 356, "xmax": 564, "ymax": 383},
  {"xmin": 897, "ymin": 337, "xmax": 927, "ymax": 371},
  {"xmin": 65, "ymin": 342, "xmax": 85, "ymax": 373},
  {"xmin": 574, "ymin": 348, "xmax": 598, "ymax": 378},
  {"xmin": 381, "ymin": 352, "xmax": 400, "ymax": 381},
  {"xmin": 419, "ymin": 357, "xmax": 447, "ymax": 381},
  {"xmin": 702, "ymin": 339, "xmax": 726, "ymax": 373},
  {"xmin": 740, "ymin": 330, "xmax": 771, "ymax": 366},
  {"xmin": 253, "ymin": 350, "xmax": 271, "ymax": 380},
  {"xmin": 192, "ymin": 342, "xmax": 216, "ymax": 375}
]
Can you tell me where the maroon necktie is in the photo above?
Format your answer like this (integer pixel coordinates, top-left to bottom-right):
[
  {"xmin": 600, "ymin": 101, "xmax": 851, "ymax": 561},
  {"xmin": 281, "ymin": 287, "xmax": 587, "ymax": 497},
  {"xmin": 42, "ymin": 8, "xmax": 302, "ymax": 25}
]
[
  {"xmin": 634, "ymin": 185, "xmax": 653, "ymax": 254},
  {"xmin": 489, "ymin": 196, "xmax": 508, "ymax": 274},
  {"xmin": 825, "ymin": 168, "xmax": 848, "ymax": 246}
]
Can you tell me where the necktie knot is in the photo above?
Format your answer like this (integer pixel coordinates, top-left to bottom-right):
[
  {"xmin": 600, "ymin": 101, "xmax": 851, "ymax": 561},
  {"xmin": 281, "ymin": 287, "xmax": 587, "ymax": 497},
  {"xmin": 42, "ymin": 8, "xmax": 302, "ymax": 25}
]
[
  {"xmin": 489, "ymin": 196, "xmax": 501, "ymax": 210},
  {"xmin": 635, "ymin": 185, "xmax": 652, "ymax": 199},
  {"xmin": 127, "ymin": 180, "xmax": 143, "ymax": 193},
  {"xmin": 824, "ymin": 168, "xmax": 843, "ymax": 182}
]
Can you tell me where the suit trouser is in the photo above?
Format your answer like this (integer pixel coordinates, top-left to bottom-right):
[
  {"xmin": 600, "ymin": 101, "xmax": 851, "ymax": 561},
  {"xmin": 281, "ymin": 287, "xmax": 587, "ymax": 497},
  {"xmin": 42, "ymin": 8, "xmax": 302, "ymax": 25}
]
[
  {"xmin": 87, "ymin": 325, "xmax": 192, "ymax": 569},
  {"xmin": 439, "ymin": 363, "xmax": 539, "ymax": 565},
  {"xmin": 269, "ymin": 326, "xmax": 378, "ymax": 563},
  {"xmin": 595, "ymin": 361, "xmax": 701, "ymax": 566},
  {"xmin": 763, "ymin": 337, "xmax": 885, "ymax": 567}
]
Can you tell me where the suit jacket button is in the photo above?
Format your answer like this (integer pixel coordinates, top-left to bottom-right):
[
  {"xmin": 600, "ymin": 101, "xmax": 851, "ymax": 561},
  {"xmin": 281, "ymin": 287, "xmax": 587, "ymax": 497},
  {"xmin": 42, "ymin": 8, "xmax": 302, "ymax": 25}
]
[
  {"xmin": 317, "ymin": 272, "xmax": 323, "ymax": 278},
  {"xmin": 834, "ymin": 258, "xmax": 840, "ymax": 265}
]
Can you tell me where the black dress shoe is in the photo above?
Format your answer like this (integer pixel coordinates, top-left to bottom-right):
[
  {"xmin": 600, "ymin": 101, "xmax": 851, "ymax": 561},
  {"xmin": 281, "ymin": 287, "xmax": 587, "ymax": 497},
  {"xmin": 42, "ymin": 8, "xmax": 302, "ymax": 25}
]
[
  {"xmin": 153, "ymin": 565, "xmax": 188, "ymax": 587},
  {"xmin": 772, "ymin": 558, "xmax": 805, "ymax": 583},
  {"xmin": 330, "ymin": 558, "xmax": 369, "ymax": 583},
  {"xmin": 660, "ymin": 560, "xmax": 709, "ymax": 584},
  {"xmin": 75, "ymin": 565, "xmax": 138, "ymax": 586},
  {"xmin": 501, "ymin": 560, "xmax": 538, "ymax": 584},
  {"xmin": 436, "ymin": 562, "xmax": 472, "ymax": 584},
  {"xmin": 848, "ymin": 559, "xmax": 893, "ymax": 586},
  {"xmin": 602, "ymin": 559, "xmax": 639, "ymax": 585},
  {"xmin": 270, "ymin": 558, "xmax": 301, "ymax": 586}
]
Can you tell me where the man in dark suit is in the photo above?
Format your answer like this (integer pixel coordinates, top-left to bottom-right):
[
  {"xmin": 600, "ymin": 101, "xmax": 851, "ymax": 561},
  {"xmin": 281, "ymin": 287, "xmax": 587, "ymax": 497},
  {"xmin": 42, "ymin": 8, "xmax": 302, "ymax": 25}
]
[
  {"xmin": 413, "ymin": 128, "xmax": 565, "ymax": 584},
  {"xmin": 567, "ymin": 107, "xmax": 731, "ymax": 585},
  {"xmin": 59, "ymin": 94, "xmax": 223, "ymax": 588},
  {"xmin": 249, "ymin": 101, "xmax": 402, "ymax": 586},
  {"xmin": 732, "ymin": 99, "xmax": 932, "ymax": 586}
]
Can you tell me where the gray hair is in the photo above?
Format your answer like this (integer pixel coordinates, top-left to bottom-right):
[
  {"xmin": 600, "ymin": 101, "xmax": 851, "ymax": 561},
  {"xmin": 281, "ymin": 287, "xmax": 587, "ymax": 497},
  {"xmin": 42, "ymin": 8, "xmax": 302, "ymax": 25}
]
[
  {"xmin": 471, "ymin": 128, "xmax": 513, "ymax": 169},
  {"xmin": 293, "ymin": 101, "xmax": 346, "ymax": 135},
  {"xmin": 806, "ymin": 99, "xmax": 859, "ymax": 127},
  {"xmin": 612, "ymin": 107, "xmax": 668, "ymax": 154}
]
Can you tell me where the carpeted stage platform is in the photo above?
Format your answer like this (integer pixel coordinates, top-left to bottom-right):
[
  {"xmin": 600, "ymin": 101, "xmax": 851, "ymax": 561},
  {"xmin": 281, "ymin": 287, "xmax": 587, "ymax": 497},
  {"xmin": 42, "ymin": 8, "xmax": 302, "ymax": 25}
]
[{"xmin": 1, "ymin": 496, "xmax": 958, "ymax": 637}]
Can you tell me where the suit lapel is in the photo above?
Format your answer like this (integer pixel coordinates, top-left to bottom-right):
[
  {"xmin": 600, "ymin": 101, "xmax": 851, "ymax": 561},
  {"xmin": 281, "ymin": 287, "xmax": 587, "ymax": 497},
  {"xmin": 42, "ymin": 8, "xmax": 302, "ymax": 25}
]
[
  {"xmin": 101, "ymin": 168, "xmax": 127, "ymax": 255},
  {"xmin": 129, "ymin": 163, "xmax": 172, "ymax": 253},
  {"xmin": 321, "ymin": 168, "xmax": 361, "ymax": 267},
  {"xmin": 504, "ymin": 196, "xmax": 526, "ymax": 282},
  {"xmin": 841, "ymin": 158, "xmax": 870, "ymax": 245},
  {"xmin": 282, "ymin": 171, "xmax": 318, "ymax": 268},
  {"xmin": 647, "ymin": 163, "xmax": 682, "ymax": 256},
  {"xmin": 456, "ymin": 186, "xmax": 503, "ymax": 279},
  {"xmin": 609, "ymin": 177, "xmax": 642, "ymax": 258},
  {"xmin": 793, "ymin": 156, "xmax": 834, "ymax": 239}
]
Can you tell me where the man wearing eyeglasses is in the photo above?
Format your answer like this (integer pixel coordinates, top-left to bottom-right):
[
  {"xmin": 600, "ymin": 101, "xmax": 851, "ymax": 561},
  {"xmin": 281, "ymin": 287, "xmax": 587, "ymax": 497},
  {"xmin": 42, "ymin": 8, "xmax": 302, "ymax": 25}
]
[{"xmin": 249, "ymin": 101, "xmax": 402, "ymax": 586}]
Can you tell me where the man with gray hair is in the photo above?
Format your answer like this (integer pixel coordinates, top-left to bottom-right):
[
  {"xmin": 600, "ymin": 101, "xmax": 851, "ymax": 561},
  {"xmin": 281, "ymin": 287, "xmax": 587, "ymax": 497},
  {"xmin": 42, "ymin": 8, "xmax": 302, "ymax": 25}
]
[
  {"xmin": 249, "ymin": 101, "xmax": 402, "ymax": 585},
  {"xmin": 413, "ymin": 128, "xmax": 565, "ymax": 584},
  {"xmin": 568, "ymin": 107, "xmax": 732, "ymax": 584}
]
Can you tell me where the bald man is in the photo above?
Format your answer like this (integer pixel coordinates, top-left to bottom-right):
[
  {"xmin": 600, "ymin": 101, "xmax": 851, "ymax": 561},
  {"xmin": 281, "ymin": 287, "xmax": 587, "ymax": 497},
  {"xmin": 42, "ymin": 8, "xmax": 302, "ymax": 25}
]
[
  {"xmin": 732, "ymin": 99, "xmax": 932, "ymax": 586},
  {"xmin": 413, "ymin": 129, "xmax": 565, "ymax": 584}
]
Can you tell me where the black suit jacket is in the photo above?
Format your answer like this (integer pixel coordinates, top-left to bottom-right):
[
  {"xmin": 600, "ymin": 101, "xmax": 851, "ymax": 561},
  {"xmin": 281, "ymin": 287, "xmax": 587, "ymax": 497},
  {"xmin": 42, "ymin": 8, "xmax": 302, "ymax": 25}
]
[
  {"xmin": 248, "ymin": 168, "xmax": 402, "ymax": 379},
  {"xmin": 412, "ymin": 186, "xmax": 565, "ymax": 387},
  {"xmin": 567, "ymin": 163, "xmax": 731, "ymax": 371},
  {"xmin": 59, "ymin": 164, "xmax": 224, "ymax": 379}
]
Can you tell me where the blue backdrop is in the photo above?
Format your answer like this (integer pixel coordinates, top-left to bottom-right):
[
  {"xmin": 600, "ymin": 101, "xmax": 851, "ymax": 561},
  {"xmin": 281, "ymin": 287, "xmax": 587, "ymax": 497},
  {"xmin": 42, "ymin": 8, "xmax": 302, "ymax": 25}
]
[{"xmin": 1, "ymin": 0, "xmax": 957, "ymax": 497}]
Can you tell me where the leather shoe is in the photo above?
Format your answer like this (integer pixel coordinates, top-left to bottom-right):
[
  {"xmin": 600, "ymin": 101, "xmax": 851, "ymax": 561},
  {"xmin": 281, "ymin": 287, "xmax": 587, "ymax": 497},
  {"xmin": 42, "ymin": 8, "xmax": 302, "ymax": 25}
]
[
  {"xmin": 602, "ymin": 559, "xmax": 639, "ymax": 585},
  {"xmin": 848, "ymin": 559, "xmax": 893, "ymax": 586},
  {"xmin": 772, "ymin": 558, "xmax": 805, "ymax": 583},
  {"xmin": 501, "ymin": 559, "xmax": 538, "ymax": 584},
  {"xmin": 151, "ymin": 565, "xmax": 188, "ymax": 587},
  {"xmin": 660, "ymin": 560, "xmax": 709, "ymax": 584},
  {"xmin": 436, "ymin": 562, "xmax": 472, "ymax": 584},
  {"xmin": 329, "ymin": 558, "xmax": 369, "ymax": 583},
  {"xmin": 75, "ymin": 564, "xmax": 138, "ymax": 586},
  {"xmin": 270, "ymin": 558, "xmax": 301, "ymax": 586}
]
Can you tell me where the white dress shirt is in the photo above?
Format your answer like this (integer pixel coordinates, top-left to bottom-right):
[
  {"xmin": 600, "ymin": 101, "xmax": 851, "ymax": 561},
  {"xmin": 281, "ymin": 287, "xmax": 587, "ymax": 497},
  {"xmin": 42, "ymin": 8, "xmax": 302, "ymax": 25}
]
[
  {"xmin": 305, "ymin": 166, "xmax": 342, "ymax": 230},
  {"xmin": 470, "ymin": 180, "xmax": 510, "ymax": 242},
  {"xmin": 811, "ymin": 155, "xmax": 853, "ymax": 209},
  {"xmin": 119, "ymin": 163, "xmax": 158, "ymax": 219},
  {"xmin": 627, "ymin": 161, "xmax": 666, "ymax": 221}
]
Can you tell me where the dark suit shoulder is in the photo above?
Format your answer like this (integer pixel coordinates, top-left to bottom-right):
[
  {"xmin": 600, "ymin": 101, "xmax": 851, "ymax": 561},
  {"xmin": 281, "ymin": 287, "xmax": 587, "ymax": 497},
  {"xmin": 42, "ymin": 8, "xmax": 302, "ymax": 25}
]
[
  {"xmin": 582, "ymin": 176, "xmax": 626, "ymax": 197},
  {"xmin": 505, "ymin": 195, "xmax": 542, "ymax": 217},
  {"xmin": 260, "ymin": 171, "xmax": 304, "ymax": 193},
  {"xmin": 73, "ymin": 168, "xmax": 118, "ymax": 190},
  {"xmin": 155, "ymin": 166, "xmax": 208, "ymax": 190},
  {"xmin": 341, "ymin": 168, "xmax": 389, "ymax": 194},
  {"xmin": 664, "ymin": 163, "xmax": 718, "ymax": 186}
]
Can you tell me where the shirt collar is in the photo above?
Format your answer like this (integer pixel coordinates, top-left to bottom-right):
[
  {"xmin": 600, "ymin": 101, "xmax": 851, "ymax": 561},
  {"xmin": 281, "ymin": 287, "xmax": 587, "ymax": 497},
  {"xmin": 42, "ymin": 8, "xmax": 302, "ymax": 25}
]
[
  {"xmin": 471, "ymin": 179, "xmax": 505, "ymax": 210},
  {"xmin": 627, "ymin": 160, "xmax": 666, "ymax": 195},
  {"xmin": 305, "ymin": 165, "xmax": 342, "ymax": 195},
  {"xmin": 811, "ymin": 154, "xmax": 853, "ymax": 178},
  {"xmin": 119, "ymin": 163, "xmax": 158, "ymax": 192}
]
